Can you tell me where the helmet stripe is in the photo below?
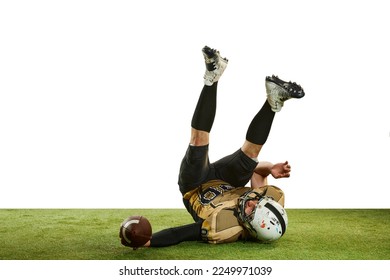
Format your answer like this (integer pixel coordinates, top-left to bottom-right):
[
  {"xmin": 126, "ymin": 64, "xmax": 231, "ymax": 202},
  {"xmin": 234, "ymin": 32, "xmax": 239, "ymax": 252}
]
[{"xmin": 265, "ymin": 202, "xmax": 286, "ymax": 236}]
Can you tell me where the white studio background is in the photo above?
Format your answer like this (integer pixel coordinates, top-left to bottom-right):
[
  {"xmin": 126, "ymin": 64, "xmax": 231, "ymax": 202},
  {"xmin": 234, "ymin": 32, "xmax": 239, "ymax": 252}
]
[{"xmin": 1, "ymin": 0, "xmax": 389, "ymax": 209}]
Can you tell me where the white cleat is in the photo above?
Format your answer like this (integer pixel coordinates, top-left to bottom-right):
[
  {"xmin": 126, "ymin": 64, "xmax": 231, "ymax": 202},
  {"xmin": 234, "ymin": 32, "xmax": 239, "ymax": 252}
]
[
  {"xmin": 265, "ymin": 75, "xmax": 305, "ymax": 112},
  {"xmin": 202, "ymin": 46, "xmax": 228, "ymax": 86}
]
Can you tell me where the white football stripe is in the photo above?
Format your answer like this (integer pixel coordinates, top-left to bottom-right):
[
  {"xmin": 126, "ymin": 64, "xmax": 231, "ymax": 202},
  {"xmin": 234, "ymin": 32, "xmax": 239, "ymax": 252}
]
[
  {"xmin": 121, "ymin": 219, "xmax": 140, "ymax": 244},
  {"xmin": 123, "ymin": 219, "xmax": 140, "ymax": 228}
]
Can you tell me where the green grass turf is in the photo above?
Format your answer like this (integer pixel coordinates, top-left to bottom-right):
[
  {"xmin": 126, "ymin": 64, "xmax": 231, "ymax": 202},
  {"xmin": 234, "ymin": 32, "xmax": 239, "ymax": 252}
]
[{"xmin": 0, "ymin": 209, "xmax": 389, "ymax": 260}]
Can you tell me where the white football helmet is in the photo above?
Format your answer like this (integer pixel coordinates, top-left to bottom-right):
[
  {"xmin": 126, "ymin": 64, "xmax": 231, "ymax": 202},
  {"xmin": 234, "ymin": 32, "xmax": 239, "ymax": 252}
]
[{"xmin": 237, "ymin": 190, "xmax": 288, "ymax": 242}]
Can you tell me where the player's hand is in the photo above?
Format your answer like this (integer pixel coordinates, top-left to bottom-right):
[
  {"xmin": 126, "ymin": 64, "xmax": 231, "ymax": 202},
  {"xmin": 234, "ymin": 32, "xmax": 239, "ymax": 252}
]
[{"xmin": 271, "ymin": 161, "xmax": 291, "ymax": 179}]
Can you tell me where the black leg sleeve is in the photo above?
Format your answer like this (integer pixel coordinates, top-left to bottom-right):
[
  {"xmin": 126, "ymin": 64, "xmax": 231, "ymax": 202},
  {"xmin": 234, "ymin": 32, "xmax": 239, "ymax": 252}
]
[
  {"xmin": 246, "ymin": 101, "xmax": 275, "ymax": 145},
  {"xmin": 191, "ymin": 83, "xmax": 218, "ymax": 132},
  {"xmin": 150, "ymin": 221, "xmax": 203, "ymax": 247}
]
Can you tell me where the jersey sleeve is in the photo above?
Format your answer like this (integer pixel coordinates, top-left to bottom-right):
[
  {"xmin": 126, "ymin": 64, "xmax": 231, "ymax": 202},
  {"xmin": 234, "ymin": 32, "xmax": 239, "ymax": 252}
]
[
  {"xmin": 253, "ymin": 185, "xmax": 285, "ymax": 207},
  {"xmin": 201, "ymin": 207, "xmax": 244, "ymax": 244}
]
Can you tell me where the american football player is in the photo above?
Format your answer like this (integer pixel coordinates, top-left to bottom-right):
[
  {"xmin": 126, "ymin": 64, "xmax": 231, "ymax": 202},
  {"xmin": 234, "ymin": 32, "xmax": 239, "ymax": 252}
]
[{"xmin": 141, "ymin": 46, "xmax": 305, "ymax": 247}]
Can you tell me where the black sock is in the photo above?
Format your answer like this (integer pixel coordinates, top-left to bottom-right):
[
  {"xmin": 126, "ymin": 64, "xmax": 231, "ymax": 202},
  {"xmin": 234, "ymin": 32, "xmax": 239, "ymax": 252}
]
[
  {"xmin": 246, "ymin": 101, "xmax": 275, "ymax": 145},
  {"xmin": 191, "ymin": 83, "xmax": 218, "ymax": 132}
]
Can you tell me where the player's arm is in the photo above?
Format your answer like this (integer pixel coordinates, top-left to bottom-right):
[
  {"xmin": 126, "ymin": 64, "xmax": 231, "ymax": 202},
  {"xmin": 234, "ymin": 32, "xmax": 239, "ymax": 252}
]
[
  {"xmin": 251, "ymin": 161, "xmax": 291, "ymax": 188},
  {"xmin": 144, "ymin": 221, "xmax": 203, "ymax": 247}
]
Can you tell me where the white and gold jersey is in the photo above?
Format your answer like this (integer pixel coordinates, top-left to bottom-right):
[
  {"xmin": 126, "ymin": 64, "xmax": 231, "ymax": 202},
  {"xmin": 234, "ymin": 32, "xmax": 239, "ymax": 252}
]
[{"xmin": 183, "ymin": 180, "xmax": 285, "ymax": 244}]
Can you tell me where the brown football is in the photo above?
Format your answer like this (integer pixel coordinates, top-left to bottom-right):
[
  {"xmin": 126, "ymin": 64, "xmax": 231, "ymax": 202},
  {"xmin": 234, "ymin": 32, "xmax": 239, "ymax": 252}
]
[{"xmin": 119, "ymin": 215, "xmax": 152, "ymax": 249}]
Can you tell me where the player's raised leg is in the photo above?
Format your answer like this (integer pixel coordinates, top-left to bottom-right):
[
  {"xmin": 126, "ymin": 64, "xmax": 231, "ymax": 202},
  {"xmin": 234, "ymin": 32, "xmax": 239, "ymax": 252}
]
[
  {"xmin": 190, "ymin": 46, "xmax": 228, "ymax": 146},
  {"xmin": 242, "ymin": 75, "xmax": 305, "ymax": 159},
  {"xmin": 178, "ymin": 46, "xmax": 228, "ymax": 195}
]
